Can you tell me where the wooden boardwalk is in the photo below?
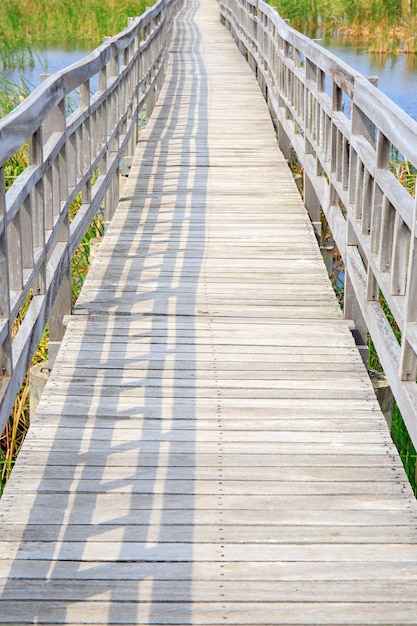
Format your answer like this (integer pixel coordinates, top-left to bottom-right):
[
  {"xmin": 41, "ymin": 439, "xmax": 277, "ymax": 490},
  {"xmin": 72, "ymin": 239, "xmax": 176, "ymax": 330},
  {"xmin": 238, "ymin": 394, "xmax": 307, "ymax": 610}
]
[{"xmin": 2, "ymin": 0, "xmax": 417, "ymax": 623}]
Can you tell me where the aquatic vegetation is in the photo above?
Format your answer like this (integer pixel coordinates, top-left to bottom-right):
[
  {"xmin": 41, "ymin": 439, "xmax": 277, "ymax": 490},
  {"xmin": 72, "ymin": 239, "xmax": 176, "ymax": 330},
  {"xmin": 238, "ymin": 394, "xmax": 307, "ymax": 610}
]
[
  {"xmin": 270, "ymin": 0, "xmax": 417, "ymax": 53},
  {"xmin": 0, "ymin": 0, "xmax": 151, "ymax": 68}
]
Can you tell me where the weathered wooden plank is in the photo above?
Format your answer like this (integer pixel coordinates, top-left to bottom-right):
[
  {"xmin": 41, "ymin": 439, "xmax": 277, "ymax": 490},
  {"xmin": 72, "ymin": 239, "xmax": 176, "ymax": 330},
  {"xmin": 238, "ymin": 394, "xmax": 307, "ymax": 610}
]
[
  {"xmin": 27, "ymin": 397, "xmax": 383, "ymax": 417},
  {"xmin": 13, "ymin": 450, "xmax": 399, "ymax": 469},
  {"xmin": 18, "ymin": 417, "xmax": 386, "ymax": 433},
  {"xmin": 24, "ymin": 427, "xmax": 389, "ymax": 445},
  {"xmin": 7, "ymin": 475, "xmax": 406, "ymax": 495},
  {"xmin": 1, "ymin": 600, "xmax": 417, "ymax": 625},
  {"xmin": 3, "ymin": 578, "xmax": 417, "ymax": 603},
  {"xmin": 3, "ymin": 523, "xmax": 417, "ymax": 545},
  {"xmin": 3, "ymin": 557, "xmax": 417, "ymax": 582},
  {"xmin": 38, "ymin": 385, "xmax": 380, "ymax": 400},
  {"xmin": 2, "ymin": 493, "xmax": 414, "ymax": 516},
  {"xmin": 8, "ymin": 464, "xmax": 400, "ymax": 482},
  {"xmin": 5, "ymin": 541, "xmax": 417, "ymax": 563}
]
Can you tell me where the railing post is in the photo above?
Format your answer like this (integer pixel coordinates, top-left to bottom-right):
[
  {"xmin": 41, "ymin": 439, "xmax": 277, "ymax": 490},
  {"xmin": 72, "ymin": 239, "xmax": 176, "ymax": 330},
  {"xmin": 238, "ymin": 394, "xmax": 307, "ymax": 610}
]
[
  {"xmin": 0, "ymin": 167, "xmax": 12, "ymax": 387},
  {"xmin": 303, "ymin": 57, "xmax": 322, "ymax": 240},
  {"xmin": 30, "ymin": 126, "xmax": 46, "ymax": 299},
  {"xmin": 41, "ymin": 76, "xmax": 71, "ymax": 369},
  {"xmin": 277, "ymin": 24, "xmax": 292, "ymax": 161},
  {"xmin": 127, "ymin": 17, "xmax": 141, "ymax": 158},
  {"xmin": 103, "ymin": 38, "xmax": 120, "ymax": 224},
  {"xmin": 146, "ymin": 23, "xmax": 157, "ymax": 119},
  {"xmin": 400, "ymin": 197, "xmax": 417, "ymax": 381},
  {"xmin": 344, "ymin": 84, "xmax": 379, "ymax": 359},
  {"xmin": 81, "ymin": 80, "xmax": 92, "ymax": 204},
  {"xmin": 97, "ymin": 62, "xmax": 108, "ymax": 221}
]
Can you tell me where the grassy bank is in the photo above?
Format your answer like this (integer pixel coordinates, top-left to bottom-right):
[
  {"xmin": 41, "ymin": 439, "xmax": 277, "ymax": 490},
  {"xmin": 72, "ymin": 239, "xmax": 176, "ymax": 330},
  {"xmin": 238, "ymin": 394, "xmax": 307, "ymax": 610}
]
[
  {"xmin": 0, "ymin": 0, "xmax": 151, "ymax": 67},
  {"xmin": 270, "ymin": 0, "xmax": 417, "ymax": 53}
]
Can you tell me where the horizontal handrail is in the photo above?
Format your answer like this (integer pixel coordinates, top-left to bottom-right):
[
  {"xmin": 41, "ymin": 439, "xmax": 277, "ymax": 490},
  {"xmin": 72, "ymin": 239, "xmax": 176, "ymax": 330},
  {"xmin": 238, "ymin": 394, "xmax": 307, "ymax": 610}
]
[
  {"xmin": 0, "ymin": 0, "xmax": 182, "ymax": 428},
  {"xmin": 219, "ymin": 0, "xmax": 417, "ymax": 446}
]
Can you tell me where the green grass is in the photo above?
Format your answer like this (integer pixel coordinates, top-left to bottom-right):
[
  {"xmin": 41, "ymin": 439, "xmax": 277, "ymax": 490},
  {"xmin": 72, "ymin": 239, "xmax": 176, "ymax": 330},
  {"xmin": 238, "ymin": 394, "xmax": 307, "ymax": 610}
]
[
  {"xmin": 268, "ymin": 0, "xmax": 417, "ymax": 53},
  {"xmin": 391, "ymin": 403, "xmax": 417, "ymax": 497},
  {"xmin": 0, "ymin": 0, "xmax": 151, "ymax": 67},
  {"xmin": 0, "ymin": 77, "xmax": 31, "ymax": 190}
]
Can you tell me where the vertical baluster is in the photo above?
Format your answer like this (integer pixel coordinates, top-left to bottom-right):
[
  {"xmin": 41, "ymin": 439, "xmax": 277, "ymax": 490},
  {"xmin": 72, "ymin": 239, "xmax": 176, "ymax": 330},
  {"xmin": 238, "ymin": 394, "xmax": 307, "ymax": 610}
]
[
  {"xmin": 379, "ymin": 199, "xmax": 395, "ymax": 274},
  {"xmin": 44, "ymin": 96, "xmax": 70, "ymax": 369},
  {"xmin": 369, "ymin": 132, "xmax": 390, "ymax": 258},
  {"xmin": 331, "ymin": 84, "xmax": 342, "ymax": 180},
  {"xmin": 81, "ymin": 80, "xmax": 92, "ymax": 204},
  {"xmin": 8, "ymin": 208, "xmax": 23, "ymax": 298},
  {"xmin": 342, "ymin": 136, "xmax": 350, "ymax": 194},
  {"xmin": 44, "ymin": 167, "xmax": 53, "ymax": 235},
  {"xmin": 391, "ymin": 214, "xmax": 410, "ymax": 296},
  {"xmin": 105, "ymin": 42, "xmax": 120, "ymax": 223},
  {"xmin": 361, "ymin": 170, "xmax": 373, "ymax": 236},
  {"xmin": 400, "ymin": 199, "xmax": 417, "ymax": 381},
  {"xmin": 98, "ymin": 64, "xmax": 108, "ymax": 220},
  {"xmin": 370, "ymin": 184, "xmax": 383, "ymax": 256},
  {"xmin": 345, "ymin": 92, "xmax": 374, "ymax": 353},
  {"xmin": 305, "ymin": 58, "xmax": 316, "ymax": 137},
  {"xmin": 316, "ymin": 70, "xmax": 325, "ymax": 153},
  {"xmin": 303, "ymin": 57, "xmax": 320, "ymax": 240},
  {"xmin": 0, "ymin": 167, "xmax": 12, "ymax": 380},
  {"xmin": 354, "ymin": 160, "xmax": 364, "ymax": 221},
  {"xmin": 30, "ymin": 127, "xmax": 46, "ymax": 296}
]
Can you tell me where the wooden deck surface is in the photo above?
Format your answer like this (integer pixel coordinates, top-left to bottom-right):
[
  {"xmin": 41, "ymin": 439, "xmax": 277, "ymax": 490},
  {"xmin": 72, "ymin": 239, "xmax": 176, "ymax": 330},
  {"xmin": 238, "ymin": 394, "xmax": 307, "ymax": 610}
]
[{"xmin": 2, "ymin": 0, "xmax": 417, "ymax": 623}]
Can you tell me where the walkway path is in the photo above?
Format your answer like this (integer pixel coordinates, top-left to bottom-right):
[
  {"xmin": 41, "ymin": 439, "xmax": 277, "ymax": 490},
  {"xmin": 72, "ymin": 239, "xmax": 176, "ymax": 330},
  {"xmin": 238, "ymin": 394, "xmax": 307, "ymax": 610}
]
[{"xmin": 1, "ymin": 0, "xmax": 417, "ymax": 623}]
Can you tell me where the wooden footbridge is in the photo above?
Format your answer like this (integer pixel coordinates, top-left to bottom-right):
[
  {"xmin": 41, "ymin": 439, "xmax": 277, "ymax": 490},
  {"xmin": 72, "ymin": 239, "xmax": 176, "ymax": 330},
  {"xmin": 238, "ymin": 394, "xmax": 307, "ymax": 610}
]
[{"xmin": 2, "ymin": 0, "xmax": 417, "ymax": 623}]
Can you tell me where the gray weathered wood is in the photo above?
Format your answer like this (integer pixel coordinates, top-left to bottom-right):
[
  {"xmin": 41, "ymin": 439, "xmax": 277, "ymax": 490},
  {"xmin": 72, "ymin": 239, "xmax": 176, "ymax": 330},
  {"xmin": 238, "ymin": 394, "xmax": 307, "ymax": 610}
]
[
  {"xmin": 0, "ymin": 0, "xmax": 183, "ymax": 427},
  {"xmin": 219, "ymin": 0, "xmax": 417, "ymax": 448}
]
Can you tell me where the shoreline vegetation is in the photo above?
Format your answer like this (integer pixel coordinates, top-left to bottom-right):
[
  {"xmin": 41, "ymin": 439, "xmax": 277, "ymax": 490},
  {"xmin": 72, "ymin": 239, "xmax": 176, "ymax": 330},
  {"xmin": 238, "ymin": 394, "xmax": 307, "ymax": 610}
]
[
  {"xmin": 269, "ymin": 0, "xmax": 417, "ymax": 54},
  {"xmin": 1, "ymin": 0, "xmax": 417, "ymax": 494},
  {"xmin": 0, "ymin": 0, "xmax": 149, "ymax": 68},
  {"xmin": 0, "ymin": 0, "xmax": 416, "ymax": 70}
]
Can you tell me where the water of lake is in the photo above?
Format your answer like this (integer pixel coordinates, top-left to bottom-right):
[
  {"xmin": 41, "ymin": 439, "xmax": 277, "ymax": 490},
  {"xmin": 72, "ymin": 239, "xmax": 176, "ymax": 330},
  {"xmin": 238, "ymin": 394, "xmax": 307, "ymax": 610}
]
[
  {"xmin": 1, "ymin": 38, "xmax": 417, "ymax": 120},
  {"xmin": 323, "ymin": 36, "xmax": 417, "ymax": 120},
  {"xmin": 0, "ymin": 47, "xmax": 88, "ymax": 92}
]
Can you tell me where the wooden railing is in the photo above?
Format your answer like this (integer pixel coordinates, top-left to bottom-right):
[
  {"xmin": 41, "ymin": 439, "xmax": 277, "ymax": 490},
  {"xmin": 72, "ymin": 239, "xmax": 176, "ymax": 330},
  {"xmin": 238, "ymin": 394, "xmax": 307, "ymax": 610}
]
[
  {"xmin": 0, "ymin": 0, "xmax": 181, "ymax": 428},
  {"xmin": 219, "ymin": 0, "xmax": 417, "ymax": 446}
]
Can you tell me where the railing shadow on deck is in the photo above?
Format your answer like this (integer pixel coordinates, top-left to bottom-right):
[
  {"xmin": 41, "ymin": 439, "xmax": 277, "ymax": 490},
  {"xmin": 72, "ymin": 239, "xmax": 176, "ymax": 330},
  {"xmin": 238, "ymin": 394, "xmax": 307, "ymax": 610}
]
[
  {"xmin": 1, "ymin": 0, "xmax": 208, "ymax": 623},
  {"xmin": 219, "ymin": 0, "xmax": 417, "ymax": 453},
  {"xmin": 2, "ymin": 0, "xmax": 417, "ymax": 618},
  {"xmin": 0, "ymin": 0, "xmax": 181, "ymax": 429}
]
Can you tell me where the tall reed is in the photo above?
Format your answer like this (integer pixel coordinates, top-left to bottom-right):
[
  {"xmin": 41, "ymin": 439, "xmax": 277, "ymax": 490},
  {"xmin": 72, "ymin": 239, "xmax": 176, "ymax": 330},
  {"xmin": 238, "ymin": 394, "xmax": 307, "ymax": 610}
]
[
  {"xmin": 0, "ymin": 0, "xmax": 150, "ymax": 67},
  {"xmin": 270, "ymin": 0, "xmax": 417, "ymax": 53}
]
